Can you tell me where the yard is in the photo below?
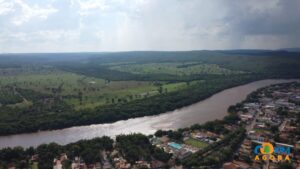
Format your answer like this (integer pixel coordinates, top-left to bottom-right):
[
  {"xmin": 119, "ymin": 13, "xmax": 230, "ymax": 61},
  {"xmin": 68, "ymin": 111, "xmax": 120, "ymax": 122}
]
[{"xmin": 185, "ymin": 138, "xmax": 209, "ymax": 149}]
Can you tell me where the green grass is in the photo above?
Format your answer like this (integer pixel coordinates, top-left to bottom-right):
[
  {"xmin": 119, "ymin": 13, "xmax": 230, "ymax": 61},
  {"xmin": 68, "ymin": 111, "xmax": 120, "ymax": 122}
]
[
  {"xmin": 31, "ymin": 162, "xmax": 38, "ymax": 169},
  {"xmin": 185, "ymin": 138, "xmax": 209, "ymax": 149},
  {"xmin": 109, "ymin": 62, "xmax": 244, "ymax": 76},
  {"xmin": 0, "ymin": 69, "xmax": 199, "ymax": 110}
]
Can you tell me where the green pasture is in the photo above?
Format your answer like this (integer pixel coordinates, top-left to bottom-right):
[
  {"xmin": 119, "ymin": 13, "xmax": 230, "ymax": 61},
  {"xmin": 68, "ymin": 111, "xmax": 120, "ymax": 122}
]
[{"xmin": 0, "ymin": 69, "xmax": 199, "ymax": 109}]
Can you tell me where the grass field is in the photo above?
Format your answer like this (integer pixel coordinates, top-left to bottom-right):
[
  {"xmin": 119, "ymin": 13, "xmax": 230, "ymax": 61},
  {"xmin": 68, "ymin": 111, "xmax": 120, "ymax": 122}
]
[
  {"xmin": 31, "ymin": 162, "xmax": 38, "ymax": 169},
  {"xmin": 109, "ymin": 62, "xmax": 244, "ymax": 76},
  {"xmin": 0, "ymin": 60, "xmax": 245, "ymax": 111},
  {"xmin": 185, "ymin": 138, "xmax": 209, "ymax": 149},
  {"xmin": 0, "ymin": 69, "xmax": 201, "ymax": 109}
]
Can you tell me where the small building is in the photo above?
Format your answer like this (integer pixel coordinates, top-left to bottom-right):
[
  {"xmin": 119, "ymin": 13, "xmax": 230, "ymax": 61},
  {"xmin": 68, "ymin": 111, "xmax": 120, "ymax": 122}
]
[{"xmin": 177, "ymin": 149, "xmax": 192, "ymax": 160}]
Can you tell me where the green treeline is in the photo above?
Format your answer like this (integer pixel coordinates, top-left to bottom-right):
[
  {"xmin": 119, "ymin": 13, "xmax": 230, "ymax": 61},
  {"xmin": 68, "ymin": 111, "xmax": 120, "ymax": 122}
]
[
  {"xmin": 0, "ymin": 87, "xmax": 23, "ymax": 105},
  {"xmin": 0, "ymin": 136, "xmax": 113, "ymax": 169},
  {"xmin": 0, "ymin": 134, "xmax": 171, "ymax": 169},
  {"xmin": 0, "ymin": 75, "xmax": 259, "ymax": 135},
  {"xmin": 116, "ymin": 134, "xmax": 172, "ymax": 164}
]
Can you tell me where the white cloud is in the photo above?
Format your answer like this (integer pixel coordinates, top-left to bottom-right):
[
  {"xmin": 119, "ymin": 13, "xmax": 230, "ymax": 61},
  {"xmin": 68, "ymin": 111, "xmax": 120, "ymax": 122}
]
[
  {"xmin": 77, "ymin": 0, "xmax": 108, "ymax": 16},
  {"xmin": 78, "ymin": 0, "xmax": 107, "ymax": 10},
  {"xmin": 34, "ymin": 30, "xmax": 80, "ymax": 41},
  {"xmin": 10, "ymin": 32, "xmax": 29, "ymax": 41},
  {"xmin": 0, "ymin": 0, "xmax": 14, "ymax": 15},
  {"xmin": 12, "ymin": 0, "xmax": 58, "ymax": 25}
]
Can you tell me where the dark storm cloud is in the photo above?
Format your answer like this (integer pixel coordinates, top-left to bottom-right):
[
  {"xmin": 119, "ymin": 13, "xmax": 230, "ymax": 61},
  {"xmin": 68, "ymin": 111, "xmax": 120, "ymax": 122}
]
[
  {"xmin": 220, "ymin": 0, "xmax": 300, "ymax": 48},
  {"xmin": 0, "ymin": 0, "xmax": 299, "ymax": 52},
  {"xmin": 227, "ymin": 0, "xmax": 300, "ymax": 34}
]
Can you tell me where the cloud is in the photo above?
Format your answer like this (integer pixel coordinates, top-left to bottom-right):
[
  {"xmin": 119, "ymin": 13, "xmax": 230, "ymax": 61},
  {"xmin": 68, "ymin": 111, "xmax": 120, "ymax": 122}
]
[
  {"xmin": 75, "ymin": 0, "xmax": 109, "ymax": 16},
  {"xmin": 220, "ymin": 0, "xmax": 300, "ymax": 48},
  {"xmin": 77, "ymin": 0, "xmax": 107, "ymax": 10},
  {"xmin": 0, "ymin": 0, "xmax": 300, "ymax": 53},
  {"xmin": 0, "ymin": 0, "xmax": 14, "ymax": 15},
  {"xmin": 10, "ymin": 0, "xmax": 58, "ymax": 25}
]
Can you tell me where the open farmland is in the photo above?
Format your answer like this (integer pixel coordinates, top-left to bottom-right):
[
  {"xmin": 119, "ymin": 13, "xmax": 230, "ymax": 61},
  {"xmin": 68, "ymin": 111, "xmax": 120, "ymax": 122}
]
[{"xmin": 0, "ymin": 68, "xmax": 197, "ymax": 110}]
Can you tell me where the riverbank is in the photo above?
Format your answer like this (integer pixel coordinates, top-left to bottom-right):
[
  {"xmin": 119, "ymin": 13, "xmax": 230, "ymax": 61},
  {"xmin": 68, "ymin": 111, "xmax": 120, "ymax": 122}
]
[
  {"xmin": 0, "ymin": 79, "xmax": 298, "ymax": 148},
  {"xmin": 0, "ymin": 81, "xmax": 299, "ymax": 169},
  {"xmin": 0, "ymin": 75, "xmax": 261, "ymax": 136}
]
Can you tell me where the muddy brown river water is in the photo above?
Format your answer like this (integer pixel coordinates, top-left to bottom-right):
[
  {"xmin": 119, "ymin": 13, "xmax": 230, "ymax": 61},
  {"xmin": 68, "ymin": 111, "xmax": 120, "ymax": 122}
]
[{"xmin": 0, "ymin": 79, "xmax": 299, "ymax": 148}]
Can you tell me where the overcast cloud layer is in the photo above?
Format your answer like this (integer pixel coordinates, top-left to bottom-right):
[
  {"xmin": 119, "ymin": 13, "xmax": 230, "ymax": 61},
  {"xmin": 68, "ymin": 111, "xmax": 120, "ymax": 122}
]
[{"xmin": 0, "ymin": 0, "xmax": 300, "ymax": 53}]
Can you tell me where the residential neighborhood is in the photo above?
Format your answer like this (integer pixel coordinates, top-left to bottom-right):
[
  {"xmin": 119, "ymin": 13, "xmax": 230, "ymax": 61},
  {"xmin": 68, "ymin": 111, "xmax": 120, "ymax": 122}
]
[{"xmin": 225, "ymin": 82, "xmax": 300, "ymax": 169}]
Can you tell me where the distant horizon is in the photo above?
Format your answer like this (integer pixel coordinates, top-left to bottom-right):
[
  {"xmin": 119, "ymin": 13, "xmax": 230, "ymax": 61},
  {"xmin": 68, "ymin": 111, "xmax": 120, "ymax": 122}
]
[{"xmin": 1, "ymin": 47, "xmax": 300, "ymax": 55}]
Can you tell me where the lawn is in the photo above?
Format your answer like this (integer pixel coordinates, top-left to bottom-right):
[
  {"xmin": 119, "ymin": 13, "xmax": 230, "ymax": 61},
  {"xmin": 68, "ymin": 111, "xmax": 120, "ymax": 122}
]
[
  {"xmin": 31, "ymin": 162, "xmax": 38, "ymax": 169},
  {"xmin": 185, "ymin": 138, "xmax": 209, "ymax": 149}
]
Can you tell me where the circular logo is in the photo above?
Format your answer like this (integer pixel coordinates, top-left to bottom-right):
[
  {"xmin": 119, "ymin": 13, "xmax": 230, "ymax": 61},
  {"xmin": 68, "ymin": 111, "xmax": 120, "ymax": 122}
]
[{"xmin": 260, "ymin": 142, "xmax": 274, "ymax": 154}]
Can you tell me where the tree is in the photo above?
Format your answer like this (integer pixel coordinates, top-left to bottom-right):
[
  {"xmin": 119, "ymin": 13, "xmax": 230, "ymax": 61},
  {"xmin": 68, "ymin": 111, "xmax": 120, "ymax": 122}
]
[{"xmin": 158, "ymin": 86, "xmax": 163, "ymax": 94}]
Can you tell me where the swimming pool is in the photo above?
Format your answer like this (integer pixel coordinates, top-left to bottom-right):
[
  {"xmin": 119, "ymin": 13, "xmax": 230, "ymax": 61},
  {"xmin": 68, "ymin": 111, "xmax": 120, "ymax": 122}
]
[{"xmin": 168, "ymin": 142, "xmax": 182, "ymax": 150}]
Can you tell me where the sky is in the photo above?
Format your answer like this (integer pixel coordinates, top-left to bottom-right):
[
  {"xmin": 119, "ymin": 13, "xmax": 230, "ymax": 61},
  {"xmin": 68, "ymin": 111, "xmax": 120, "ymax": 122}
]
[{"xmin": 0, "ymin": 0, "xmax": 300, "ymax": 53}]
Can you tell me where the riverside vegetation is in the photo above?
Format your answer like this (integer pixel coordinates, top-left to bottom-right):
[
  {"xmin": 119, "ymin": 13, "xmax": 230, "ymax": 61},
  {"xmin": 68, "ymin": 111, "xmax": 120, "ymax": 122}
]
[
  {"xmin": 5, "ymin": 82, "xmax": 298, "ymax": 169},
  {"xmin": 0, "ymin": 50, "xmax": 300, "ymax": 135}
]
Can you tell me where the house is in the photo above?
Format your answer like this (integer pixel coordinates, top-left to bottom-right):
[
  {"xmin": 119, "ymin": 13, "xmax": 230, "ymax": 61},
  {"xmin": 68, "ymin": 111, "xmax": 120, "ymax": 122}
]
[
  {"xmin": 31, "ymin": 154, "xmax": 39, "ymax": 161},
  {"xmin": 177, "ymin": 148, "xmax": 192, "ymax": 160},
  {"xmin": 151, "ymin": 160, "xmax": 167, "ymax": 169},
  {"xmin": 135, "ymin": 161, "xmax": 150, "ymax": 169},
  {"xmin": 263, "ymin": 103, "xmax": 275, "ymax": 109},
  {"xmin": 95, "ymin": 163, "xmax": 102, "ymax": 169},
  {"xmin": 114, "ymin": 157, "xmax": 131, "ymax": 169},
  {"xmin": 248, "ymin": 132, "xmax": 265, "ymax": 142},
  {"xmin": 160, "ymin": 136, "xmax": 169, "ymax": 143},
  {"xmin": 244, "ymin": 103, "xmax": 260, "ymax": 109},
  {"xmin": 71, "ymin": 157, "xmax": 87, "ymax": 169},
  {"xmin": 275, "ymin": 99, "xmax": 293, "ymax": 107},
  {"xmin": 60, "ymin": 153, "xmax": 68, "ymax": 161},
  {"xmin": 240, "ymin": 114, "xmax": 254, "ymax": 121},
  {"xmin": 296, "ymin": 141, "xmax": 300, "ymax": 149},
  {"xmin": 53, "ymin": 159, "xmax": 62, "ymax": 169}
]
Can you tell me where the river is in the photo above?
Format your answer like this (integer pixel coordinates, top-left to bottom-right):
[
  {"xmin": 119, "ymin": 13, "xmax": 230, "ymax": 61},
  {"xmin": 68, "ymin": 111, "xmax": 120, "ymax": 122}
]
[{"xmin": 0, "ymin": 79, "xmax": 298, "ymax": 148}]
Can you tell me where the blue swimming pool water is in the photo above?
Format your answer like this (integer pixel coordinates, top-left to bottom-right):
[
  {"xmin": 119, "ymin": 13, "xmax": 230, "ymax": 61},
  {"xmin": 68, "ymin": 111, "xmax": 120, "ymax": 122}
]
[{"xmin": 168, "ymin": 142, "xmax": 182, "ymax": 150}]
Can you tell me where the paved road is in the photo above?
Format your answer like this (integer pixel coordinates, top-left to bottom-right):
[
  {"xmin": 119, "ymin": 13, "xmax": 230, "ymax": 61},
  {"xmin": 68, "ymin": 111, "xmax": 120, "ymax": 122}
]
[{"xmin": 246, "ymin": 114, "xmax": 258, "ymax": 132}]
